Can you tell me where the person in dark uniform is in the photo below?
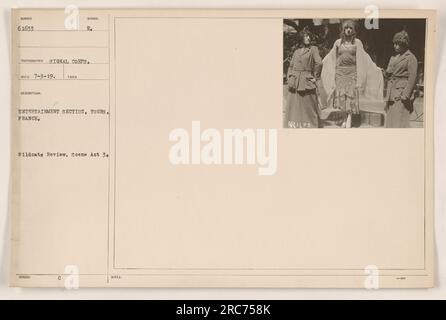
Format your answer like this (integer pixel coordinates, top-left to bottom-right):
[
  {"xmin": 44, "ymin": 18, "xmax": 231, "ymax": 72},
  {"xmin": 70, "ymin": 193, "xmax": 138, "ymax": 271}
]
[
  {"xmin": 285, "ymin": 28, "xmax": 322, "ymax": 128},
  {"xmin": 384, "ymin": 30, "xmax": 418, "ymax": 128}
]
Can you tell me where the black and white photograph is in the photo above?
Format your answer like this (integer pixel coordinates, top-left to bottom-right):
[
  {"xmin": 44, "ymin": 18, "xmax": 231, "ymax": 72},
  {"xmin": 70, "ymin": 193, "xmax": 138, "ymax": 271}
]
[
  {"xmin": 283, "ymin": 18, "xmax": 426, "ymax": 128},
  {"xmin": 0, "ymin": 2, "xmax": 443, "ymax": 301}
]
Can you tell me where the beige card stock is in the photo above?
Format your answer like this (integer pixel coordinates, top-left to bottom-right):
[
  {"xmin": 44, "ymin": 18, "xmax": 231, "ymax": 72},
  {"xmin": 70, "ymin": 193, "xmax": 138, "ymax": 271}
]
[{"xmin": 9, "ymin": 9, "xmax": 435, "ymax": 288}]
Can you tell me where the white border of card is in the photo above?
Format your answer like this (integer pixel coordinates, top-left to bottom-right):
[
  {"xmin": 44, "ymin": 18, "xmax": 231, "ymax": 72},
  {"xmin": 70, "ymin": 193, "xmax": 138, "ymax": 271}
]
[{"xmin": 10, "ymin": 9, "xmax": 435, "ymax": 288}]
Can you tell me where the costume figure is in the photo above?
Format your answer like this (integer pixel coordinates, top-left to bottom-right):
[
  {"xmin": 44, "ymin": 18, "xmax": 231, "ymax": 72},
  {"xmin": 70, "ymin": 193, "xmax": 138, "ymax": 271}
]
[
  {"xmin": 321, "ymin": 20, "xmax": 384, "ymax": 127},
  {"xmin": 384, "ymin": 30, "xmax": 418, "ymax": 128},
  {"xmin": 286, "ymin": 29, "xmax": 323, "ymax": 128}
]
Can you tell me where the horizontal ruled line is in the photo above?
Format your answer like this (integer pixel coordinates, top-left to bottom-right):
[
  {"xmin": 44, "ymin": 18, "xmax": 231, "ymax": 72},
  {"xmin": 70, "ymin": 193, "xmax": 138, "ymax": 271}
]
[
  {"xmin": 19, "ymin": 62, "xmax": 110, "ymax": 65},
  {"xmin": 19, "ymin": 78, "xmax": 110, "ymax": 81},
  {"xmin": 15, "ymin": 273, "xmax": 430, "ymax": 277},
  {"xmin": 18, "ymin": 30, "xmax": 108, "ymax": 32},
  {"xmin": 19, "ymin": 46, "xmax": 109, "ymax": 48}
]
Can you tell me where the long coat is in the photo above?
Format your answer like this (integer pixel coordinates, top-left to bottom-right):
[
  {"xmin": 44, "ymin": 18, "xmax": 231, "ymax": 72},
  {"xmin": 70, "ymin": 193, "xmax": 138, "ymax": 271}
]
[
  {"xmin": 384, "ymin": 49, "xmax": 418, "ymax": 128},
  {"xmin": 287, "ymin": 45, "xmax": 322, "ymax": 92},
  {"xmin": 285, "ymin": 46, "xmax": 322, "ymax": 128}
]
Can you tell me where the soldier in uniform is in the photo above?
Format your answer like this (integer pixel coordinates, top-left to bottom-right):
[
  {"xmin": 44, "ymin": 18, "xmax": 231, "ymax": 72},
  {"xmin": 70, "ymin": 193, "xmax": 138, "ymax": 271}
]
[
  {"xmin": 286, "ymin": 28, "xmax": 323, "ymax": 128},
  {"xmin": 384, "ymin": 30, "xmax": 418, "ymax": 128}
]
